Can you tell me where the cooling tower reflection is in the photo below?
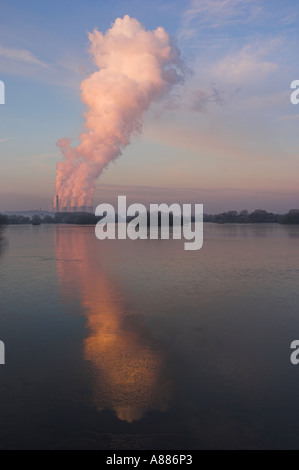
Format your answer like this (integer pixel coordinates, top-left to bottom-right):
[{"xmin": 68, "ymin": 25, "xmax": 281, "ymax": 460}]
[{"xmin": 55, "ymin": 226, "xmax": 171, "ymax": 423}]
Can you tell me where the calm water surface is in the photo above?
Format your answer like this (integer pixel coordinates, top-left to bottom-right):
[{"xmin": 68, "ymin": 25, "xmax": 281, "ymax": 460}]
[{"xmin": 0, "ymin": 223, "xmax": 299, "ymax": 449}]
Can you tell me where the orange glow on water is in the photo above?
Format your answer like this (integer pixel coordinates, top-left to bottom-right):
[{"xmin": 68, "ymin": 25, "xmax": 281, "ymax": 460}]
[{"xmin": 55, "ymin": 227, "xmax": 170, "ymax": 422}]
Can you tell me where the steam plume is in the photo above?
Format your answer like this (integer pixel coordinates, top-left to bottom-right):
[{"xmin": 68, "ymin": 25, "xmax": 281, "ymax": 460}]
[{"xmin": 55, "ymin": 15, "xmax": 183, "ymax": 209}]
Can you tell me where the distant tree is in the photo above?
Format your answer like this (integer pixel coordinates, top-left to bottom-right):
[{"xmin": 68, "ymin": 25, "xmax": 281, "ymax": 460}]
[
  {"xmin": 43, "ymin": 215, "xmax": 55, "ymax": 224},
  {"xmin": 54, "ymin": 212, "xmax": 100, "ymax": 225},
  {"xmin": 214, "ymin": 211, "xmax": 239, "ymax": 224},
  {"xmin": 0, "ymin": 214, "xmax": 8, "ymax": 226},
  {"xmin": 74, "ymin": 214, "xmax": 98, "ymax": 224},
  {"xmin": 203, "ymin": 213, "xmax": 214, "ymax": 222},
  {"xmin": 279, "ymin": 210, "xmax": 299, "ymax": 225},
  {"xmin": 204, "ymin": 210, "xmax": 279, "ymax": 224},
  {"xmin": 239, "ymin": 210, "xmax": 249, "ymax": 223},
  {"xmin": 8, "ymin": 215, "xmax": 31, "ymax": 225},
  {"xmin": 248, "ymin": 210, "xmax": 269, "ymax": 223},
  {"xmin": 32, "ymin": 215, "xmax": 42, "ymax": 226},
  {"xmin": 0, "ymin": 214, "xmax": 8, "ymax": 239}
]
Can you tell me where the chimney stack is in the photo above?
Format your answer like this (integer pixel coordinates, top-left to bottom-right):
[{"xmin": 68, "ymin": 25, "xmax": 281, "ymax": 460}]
[{"xmin": 56, "ymin": 195, "xmax": 60, "ymax": 213}]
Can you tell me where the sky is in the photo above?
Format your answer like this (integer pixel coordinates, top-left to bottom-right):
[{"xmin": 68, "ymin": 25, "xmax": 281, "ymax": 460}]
[{"xmin": 0, "ymin": 0, "xmax": 298, "ymax": 213}]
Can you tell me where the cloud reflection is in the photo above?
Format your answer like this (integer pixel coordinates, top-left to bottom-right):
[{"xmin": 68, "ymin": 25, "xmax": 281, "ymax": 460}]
[{"xmin": 55, "ymin": 226, "xmax": 171, "ymax": 423}]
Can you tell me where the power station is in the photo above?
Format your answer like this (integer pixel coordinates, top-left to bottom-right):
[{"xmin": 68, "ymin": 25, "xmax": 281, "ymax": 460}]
[{"xmin": 55, "ymin": 196, "xmax": 93, "ymax": 214}]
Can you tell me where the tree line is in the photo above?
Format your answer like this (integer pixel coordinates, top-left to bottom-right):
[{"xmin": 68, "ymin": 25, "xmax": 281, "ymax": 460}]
[
  {"xmin": 203, "ymin": 209, "xmax": 299, "ymax": 224},
  {"xmin": 0, "ymin": 214, "xmax": 8, "ymax": 240},
  {"xmin": 0, "ymin": 209, "xmax": 299, "ymax": 226}
]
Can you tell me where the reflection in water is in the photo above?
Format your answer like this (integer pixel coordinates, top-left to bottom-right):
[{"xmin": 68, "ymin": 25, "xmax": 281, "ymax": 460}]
[
  {"xmin": 0, "ymin": 242, "xmax": 5, "ymax": 258},
  {"xmin": 0, "ymin": 233, "xmax": 7, "ymax": 259},
  {"xmin": 55, "ymin": 227, "xmax": 170, "ymax": 423}
]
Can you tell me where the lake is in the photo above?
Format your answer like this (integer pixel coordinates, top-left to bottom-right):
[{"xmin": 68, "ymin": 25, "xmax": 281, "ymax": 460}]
[{"xmin": 0, "ymin": 223, "xmax": 299, "ymax": 450}]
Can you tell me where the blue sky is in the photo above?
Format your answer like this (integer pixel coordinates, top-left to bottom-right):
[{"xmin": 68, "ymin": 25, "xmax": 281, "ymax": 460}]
[{"xmin": 0, "ymin": 0, "xmax": 299, "ymax": 212}]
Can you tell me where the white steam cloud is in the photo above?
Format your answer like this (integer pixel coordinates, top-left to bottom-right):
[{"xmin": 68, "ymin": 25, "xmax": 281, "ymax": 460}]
[{"xmin": 55, "ymin": 15, "xmax": 183, "ymax": 209}]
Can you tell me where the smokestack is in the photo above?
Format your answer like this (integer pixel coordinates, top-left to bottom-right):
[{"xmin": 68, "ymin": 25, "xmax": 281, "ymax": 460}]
[{"xmin": 56, "ymin": 195, "xmax": 60, "ymax": 213}]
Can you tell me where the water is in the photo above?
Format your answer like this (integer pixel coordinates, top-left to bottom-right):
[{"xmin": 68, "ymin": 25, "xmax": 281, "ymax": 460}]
[{"xmin": 0, "ymin": 223, "xmax": 299, "ymax": 450}]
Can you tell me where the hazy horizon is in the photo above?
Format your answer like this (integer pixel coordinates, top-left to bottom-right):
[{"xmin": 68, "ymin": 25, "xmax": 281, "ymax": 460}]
[{"xmin": 0, "ymin": 184, "xmax": 298, "ymax": 215}]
